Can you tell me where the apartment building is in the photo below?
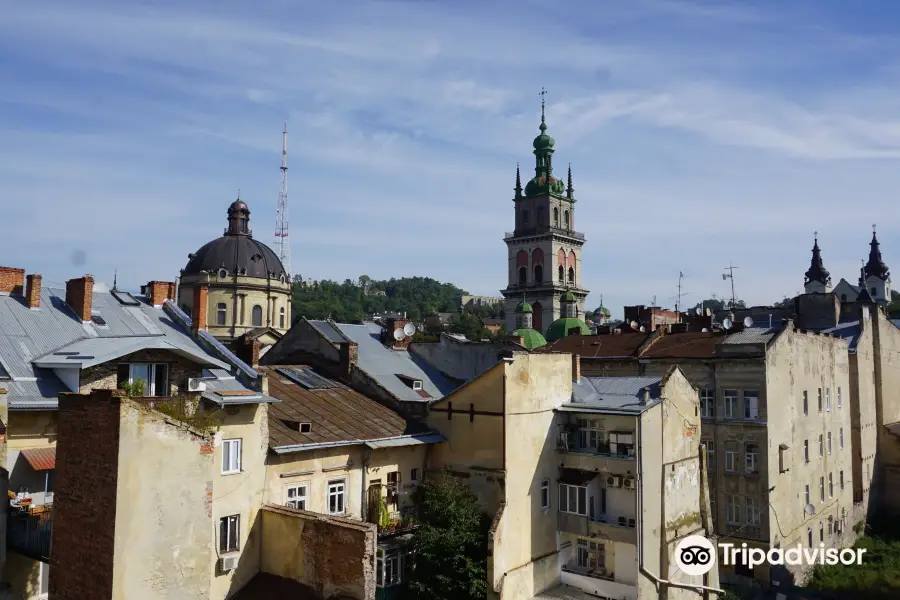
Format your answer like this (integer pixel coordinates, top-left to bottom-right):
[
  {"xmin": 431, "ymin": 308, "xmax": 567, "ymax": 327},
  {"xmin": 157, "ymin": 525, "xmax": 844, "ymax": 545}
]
[
  {"xmin": 425, "ymin": 352, "xmax": 719, "ymax": 600},
  {"xmin": 543, "ymin": 322, "xmax": 855, "ymax": 587}
]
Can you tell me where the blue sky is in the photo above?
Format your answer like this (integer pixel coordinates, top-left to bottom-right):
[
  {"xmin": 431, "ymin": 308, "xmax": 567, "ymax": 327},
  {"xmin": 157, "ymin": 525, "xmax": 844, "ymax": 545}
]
[{"xmin": 1, "ymin": 0, "xmax": 898, "ymax": 317}]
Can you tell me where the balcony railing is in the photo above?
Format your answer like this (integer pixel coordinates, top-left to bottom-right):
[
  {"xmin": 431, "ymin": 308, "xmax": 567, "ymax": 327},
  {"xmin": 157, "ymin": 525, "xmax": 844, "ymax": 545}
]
[
  {"xmin": 558, "ymin": 512, "xmax": 588, "ymax": 536},
  {"xmin": 562, "ymin": 564, "xmax": 615, "ymax": 582},
  {"xmin": 8, "ymin": 507, "xmax": 52, "ymax": 562},
  {"xmin": 557, "ymin": 433, "xmax": 636, "ymax": 461},
  {"xmin": 504, "ymin": 227, "xmax": 585, "ymax": 240}
]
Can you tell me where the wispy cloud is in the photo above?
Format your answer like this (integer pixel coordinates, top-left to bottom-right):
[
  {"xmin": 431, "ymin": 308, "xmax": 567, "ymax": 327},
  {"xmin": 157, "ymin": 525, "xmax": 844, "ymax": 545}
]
[{"xmin": 1, "ymin": 0, "xmax": 898, "ymax": 315}]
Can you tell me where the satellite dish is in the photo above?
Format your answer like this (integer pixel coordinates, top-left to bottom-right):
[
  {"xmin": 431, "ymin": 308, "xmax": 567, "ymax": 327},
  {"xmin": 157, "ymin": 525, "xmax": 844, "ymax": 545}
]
[
  {"xmin": 639, "ymin": 326, "xmax": 646, "ymax": 332},
  {"xmin": 743, "ymin": 316, "xmax": 754, "ymax": 328},
  {"xmin": 629, "ymin": 321, "xmax": 638, "ymax": 330},
  {"xmin": 705, "ymin": 308, "xmax": 712, "ymax": 316},
  {"xmin": 403, "ymin": 322, "xmax": 416, "ymax": 336},
  {"xmin": 392, "ymin": 328, "xmax": 405, "ymax": 341},
  {"xmin": 805, "ymin": 503, "xmax": 816, "ymax": 515},
  {"xmin": 701, "ymin": 328, "xmax": 709, "ymax": 333},
  {"xmin": 695, "ymin": 308, "xmax": 702, "ymax": 316},
  {"xmin": 722, "ymin": 318, "xmax": 733, "ymax": 330}
]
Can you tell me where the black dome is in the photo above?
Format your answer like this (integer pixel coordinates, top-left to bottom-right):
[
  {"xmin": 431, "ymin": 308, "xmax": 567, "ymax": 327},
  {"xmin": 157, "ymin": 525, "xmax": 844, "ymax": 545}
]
[
  {"xmin": 183, "ymin": 236, "xmax": 286, "ymax": 279},
  {"xmin": 183, "ymin": 199, "xmax": 287, "ymax": 280}
]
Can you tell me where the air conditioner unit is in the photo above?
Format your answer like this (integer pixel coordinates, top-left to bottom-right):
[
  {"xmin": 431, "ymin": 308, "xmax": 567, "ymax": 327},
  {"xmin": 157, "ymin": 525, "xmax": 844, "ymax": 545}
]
[
  {"xmin": 219, "ymin": 555, "xmax": 238, "ymax": 572},
  {"xmin": 623, "ymin": 477, "xmax": 636, "ymax": 490},
  {"xmin": 606, "ymin": 475, "xmax": 621, "ymax": 488},
  {"xmin": 188, "ymin": 378, "xmax": 207, "ymax": 392}
]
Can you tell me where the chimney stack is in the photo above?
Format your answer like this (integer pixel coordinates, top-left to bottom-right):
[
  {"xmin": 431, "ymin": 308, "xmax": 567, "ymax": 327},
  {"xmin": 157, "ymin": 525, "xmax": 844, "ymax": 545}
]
[
  {"xmin": 65, "ymin": 275, "xmax": 94, "ymax": 323},
  {"xmin": 25, "ymin": 274, "xmax": 42, "ymax": 309},
  {"xmin": 642, "ymin": 387, "xmax": 650, "ymax": 405},
  {"xmin": 146, "ymin": 281, "xmax": 176, "ymax": 307},
  {"xmin": 338, "ymin": 341, "xmax": 359, "ymax": 378},
  {"xmin": 0, "ymin": 267, "xmax": 25, "ymax": 295},
  {"xmin": 572, "ymin": 353, "xmax": 581, "ymax": 383},
  {"xmin": 192, "ymin": 285, "xmax": 208, "ymax": 334}
]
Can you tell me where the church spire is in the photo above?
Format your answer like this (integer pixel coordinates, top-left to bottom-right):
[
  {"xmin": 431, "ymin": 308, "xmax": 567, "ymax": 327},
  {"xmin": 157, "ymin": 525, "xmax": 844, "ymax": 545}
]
[
  {"xmin": 514, "ymin": 163, "xmax": 522, "ymax": 199},
  {"xmin": 524, "ymin": 88, "xmax": 565, "ymax": 197},
  {"xmin": 864, "ymin": 225, "xmax": 890, "ymax": 281},
  {"xmin": 566, "ymin": 163, "xmax": 574, "ymax": 200},
  {"xmin": 804, "ymin": 232, "xmax": 830, "ymax": 287},
  {"xmin": 857, "ymin": 261, "xmax": 875, "ymax": 304}
]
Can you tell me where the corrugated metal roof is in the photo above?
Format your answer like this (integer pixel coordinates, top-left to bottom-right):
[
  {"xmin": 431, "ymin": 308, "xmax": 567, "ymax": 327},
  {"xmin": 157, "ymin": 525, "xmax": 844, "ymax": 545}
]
[
  {"xmin": 720, "ymin": 327, "xmax": 778, "ymax": 345},
  {"xmin": 0, "ymin": 284, "xmax": 262, "ymax": 406},
  {"xmin": 21, "ymin": 447, "xmax": 56, "ymax": 471},
  {"xmin": 264, "ymin": 365, "xmax": 429, "ymax": 450},
  {"xmin": 364, "ymin": 432, "xmax": 446, "ymax": 449},
  {"xmin": 569, "ymin": 375, "xmax": 662, "ymax": 414},
  {"xmin": 316, "ymin": 321, "xmax": 456, "ymax": 403},
  {"xmin": 201, "ymin": 375, "xmax": 279, "ymax": 405}
]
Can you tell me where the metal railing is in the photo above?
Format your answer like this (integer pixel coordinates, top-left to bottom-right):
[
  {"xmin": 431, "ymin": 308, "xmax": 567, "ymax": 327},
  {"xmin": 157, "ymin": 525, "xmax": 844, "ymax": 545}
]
[
  {"xmin": 504, "ymin": 227, "xmax": 585, "ymax": 240},
  {"xmin": 8, "ymin": 508, "xmax": 52, "ymax": 562},
  {"xmin": 557, "ymin": 433, "xmax": 637, "ymax": 460}
]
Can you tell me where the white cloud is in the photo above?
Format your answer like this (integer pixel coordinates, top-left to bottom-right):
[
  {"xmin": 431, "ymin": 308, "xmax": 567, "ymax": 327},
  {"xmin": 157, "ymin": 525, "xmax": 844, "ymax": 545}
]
[{"xmin": 1, "ymin": 0, "xmax": 899, "ymax": 307}]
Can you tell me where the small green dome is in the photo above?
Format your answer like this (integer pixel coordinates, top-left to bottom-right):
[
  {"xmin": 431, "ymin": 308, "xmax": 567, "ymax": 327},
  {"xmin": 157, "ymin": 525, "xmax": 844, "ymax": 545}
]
[
  {"xmin": 561, "ymin": 291, "xmax": 577, "ymax": 303},
  {"xmin": 524, "ymin": 175, "xmax": 565, "ymax": 197},
  {"xmin": 516, "ymin": 300, "xmax": 533, "ymax": 313},
  {"xmin": 546, "ymin": 317, "xmax": 591, "ymax": 342},
  {"xmin": 512, "ymin": 328, "xmax": 547, "ymax": 350}
]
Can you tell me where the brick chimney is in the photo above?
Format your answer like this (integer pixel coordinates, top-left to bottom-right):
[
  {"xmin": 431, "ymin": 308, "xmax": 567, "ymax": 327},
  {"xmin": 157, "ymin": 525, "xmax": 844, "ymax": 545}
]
[
  {"xmin": 146, "ymin": 281, "xmax": 176, "ymax": 307},
  {"xmin": 25, "ymin": 274, "xmax": 42, "ymax": 309},
  {"xmin": 572, "ymin": 353, "xmax": 581, "ymax": 383},
  {"xmin": 237, "ymin": 335, "xmax": 261, "ymax": 369},
  {"xmin": 0, "ymin": 267, "xmax": 25, "ymax": 295},
  {"xmin": 192, "ymin": 285, "xmax": 208, "ymax": 334},
  {"xmin": 338, "ymin": 341, "xmax": 359, "ymax": 378},
  {"xmin": 66, "ymin": 275, "xmax": 94, "ymax": 323}
]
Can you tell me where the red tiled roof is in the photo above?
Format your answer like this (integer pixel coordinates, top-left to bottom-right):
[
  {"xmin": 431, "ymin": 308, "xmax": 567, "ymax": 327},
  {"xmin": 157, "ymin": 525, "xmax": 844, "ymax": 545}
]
[
  {"xmin": 640, "ymin": 332, "xmax": 725, "ymax": 359},
  {"xmin": 535, "ymin": 332, "xmax": 650, "ymax": 358},
  {"xmin": 21, "ymin": 447, "xmax": 55, "ymax": 471}
]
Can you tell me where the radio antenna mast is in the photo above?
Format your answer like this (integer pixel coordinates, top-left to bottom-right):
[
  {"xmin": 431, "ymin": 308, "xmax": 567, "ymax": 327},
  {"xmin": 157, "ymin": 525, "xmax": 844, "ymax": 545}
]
[
  {"xmin": 274, "ymin": 122, "xmax": 292, "ymax": 279},
  {"xmin": 676, "ymin": 271, "xmax": 684, "ymax": 313},
  {"xmin": 722, "ymin": 262, "xmax": 739, "ymax": 308}
]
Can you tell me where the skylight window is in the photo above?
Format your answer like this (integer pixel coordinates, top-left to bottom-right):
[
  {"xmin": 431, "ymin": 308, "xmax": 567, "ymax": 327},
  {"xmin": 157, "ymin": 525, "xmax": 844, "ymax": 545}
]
[
  {"xmin": 91, "ymin": 314, "xmax": 108, "ymax": 326},
  {"xmin": 276, "ymin": 367, "xmax": 336, "ymax": 389},
  {"xmin": 111, "ymin": 290, "xmax": 141, "ymax": 306}
]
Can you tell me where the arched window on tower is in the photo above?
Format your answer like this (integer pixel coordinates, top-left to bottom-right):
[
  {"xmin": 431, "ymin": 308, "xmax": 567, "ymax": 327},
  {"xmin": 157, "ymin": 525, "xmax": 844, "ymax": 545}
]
[
  {"xmin": 553, "ymin": 207, "xmax": 559, "ymax": 227},
  {"xmin": 532, "ymin": 248, "xmax": 544, "ymax": 284},
  {"xmin": 252, "ymin": 304, "xmax": 263, "ymax": 327},
  {"xmin": 558, "ymin": 265, "xmax": 564, "ymax": 282},
  {"xmin": 564, "ymin": 210, "xmax": 570, "ymax": 230},
  {"xmin": 532, "ymin": 301, "xmax": 543, "ymax": 333},
  {"xmin": 279, "ymin": 306, "xmax": 286, "ymax": 328},
  {"xmin": 518, "ymin": 267, "xmax": 527, "ymax": 286},
  {"xmin": 522, "ymin": 210, "xmax": 529, "ymax": 225},
  {"xmin": 568, "ymin": 267, "xmax": 575, "ymax": 285},
  {"xmin": 216, "ymin": 303, "xmax": 227, "ymax": 326},
  {"xmin": 534, "ymin": 264, "xmax": 543, "ymax": 283},
  {"xmin": 516, "ymin": 250, "xmax": 528, "ymax": 286}
]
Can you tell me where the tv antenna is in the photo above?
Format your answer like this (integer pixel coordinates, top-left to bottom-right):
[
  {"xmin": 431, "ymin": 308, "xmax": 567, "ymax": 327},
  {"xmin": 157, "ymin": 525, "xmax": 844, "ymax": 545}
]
[
  {"xmin": 722, "ymin": 262, "xmax": 739, "ymax": 308},
  {"xmin": 274, "ymin": 121, "xmax": 292, "ymax": 279}
]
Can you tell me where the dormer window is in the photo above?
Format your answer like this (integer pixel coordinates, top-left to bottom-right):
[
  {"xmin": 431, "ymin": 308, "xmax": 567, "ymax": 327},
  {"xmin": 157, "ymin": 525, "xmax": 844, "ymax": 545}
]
[
  {"xmin": 282, "ymin": 420, "xmax": 312, "ymax": 433},
  {"xmin": 396, "ymin": 374, "xmax": 424, "ymax": 391}
]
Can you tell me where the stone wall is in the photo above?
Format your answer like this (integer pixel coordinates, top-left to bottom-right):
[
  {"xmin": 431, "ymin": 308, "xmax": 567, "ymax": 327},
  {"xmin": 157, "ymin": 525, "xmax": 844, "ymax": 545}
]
[{"xmin": 259, "ymin": 504, "xmax": 376, "ymax": 600}]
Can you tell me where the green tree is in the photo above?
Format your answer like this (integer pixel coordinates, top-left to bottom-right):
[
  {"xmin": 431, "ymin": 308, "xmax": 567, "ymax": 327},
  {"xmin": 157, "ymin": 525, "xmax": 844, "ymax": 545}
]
[
  {"xmin": 406, "ymin": 474, "xmax": 490, "ymax": 600},
  {"xmin": 691, "ymin": 298, "xmax": 746, "ymax": 313}
]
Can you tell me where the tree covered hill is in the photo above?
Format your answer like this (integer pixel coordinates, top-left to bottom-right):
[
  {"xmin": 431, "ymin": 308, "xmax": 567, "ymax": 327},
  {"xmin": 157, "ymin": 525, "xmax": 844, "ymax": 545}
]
[{"xmin": 291, "ymin": 275, "xmax": 489, "ymax": 323}]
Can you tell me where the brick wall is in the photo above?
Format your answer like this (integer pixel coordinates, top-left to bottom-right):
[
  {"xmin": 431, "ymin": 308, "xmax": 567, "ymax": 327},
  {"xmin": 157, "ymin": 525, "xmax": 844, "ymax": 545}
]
[
  {"xmin": 259, "ymin": 504, "xmax": 376, "ymax": 600},
  {"xmin": 0, "ymin": 267, "xmax": 24, "ymax": 295},
  {"xmin": 65, "ymin": 275, "xmax": 94, "ymax": 322},
  {"xmin": 25, "ymin": 273, "xmax": 41, "ymax": 308},
  {"xmin": 79, "ymin": 349, "xmax": 203, "ymax": 395},
  {"xmin": 50, "ymin": 389, "xmax": 122, "ymax": 599},
  {"xmin": 146, "ymin": 281, "xmax": 176, "ymax": 307}
]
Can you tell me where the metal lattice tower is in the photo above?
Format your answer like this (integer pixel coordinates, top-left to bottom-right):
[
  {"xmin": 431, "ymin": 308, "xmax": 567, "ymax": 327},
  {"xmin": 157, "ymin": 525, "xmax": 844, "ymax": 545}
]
[{"xmin": 274, "ymin": 121, "xmax": 292, "ymax": 279}]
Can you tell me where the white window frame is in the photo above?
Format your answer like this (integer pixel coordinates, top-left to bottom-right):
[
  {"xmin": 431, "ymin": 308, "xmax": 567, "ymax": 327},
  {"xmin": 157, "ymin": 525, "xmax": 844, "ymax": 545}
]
[
  {"xmin": 724, "ymin": 390, "xmax": 738, "ymax": 420},
  {"xmin": 221, "ymin": 439, "xmax": 242, "ymax": 475},
  {"xmin": 559, "ymin": 483, "xmax": 587, "ymax": 516},
  {"xmin": 285, "ymin": 483, "xmax": 308, "ymax": 510},
  {"xmin": 743, "ymin": 391, "xmax": 759, "ymax": 420},
  {"xmin": 725, "ymin": 448, "xmax": 738, "ymax": 473},
  {"xmin": 128, "ymin": 362, "xmax": 169, "ymax": 397},
  {"xmin": 327, "ymin": 478, "xmax": 347, "ymax": 515},
  {"xmin": 577, "ymin": 418, "xmax": 601, "ymax": 452},
  {"xmin": 220, "ymin": 514, "xmax": 240, "ymax": 553},
  {"xmin": 700, "ymin": 388, "xmax": 715, "ymax": 418},
  {"xmin": 745, "ymin": 443, "xmax": 759, "ymax": 474},
  {"xmin": 540, "ymin": 479, "xmax": 550, "ymax": 510},
  {"xmin": 745, "ymin": 496, "xmax": 761, "ymax": 526},
  {"xmin": 726, "ymin": 495, "xmax": 741, "ymax": 525},
  {"xmin": 827, "ymin": 432, "xmax": 832, "ymax": 455},
  {"xmin": 825, "ymin": 388, "xmax": 831, "ymax": 412},
  {"xmin": 837, "ymin": 387, "xmax": 842, "ymax": 409},
  {"xmin": 216, "ymin": 302, "xmax": 227, "ymax": 326}
]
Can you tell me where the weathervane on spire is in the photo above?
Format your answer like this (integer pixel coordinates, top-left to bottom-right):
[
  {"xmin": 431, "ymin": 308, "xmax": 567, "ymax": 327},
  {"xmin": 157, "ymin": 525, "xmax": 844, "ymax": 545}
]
[{"xmin": 540, "ymin": 87, "xmax": 547, "ymax": 123}]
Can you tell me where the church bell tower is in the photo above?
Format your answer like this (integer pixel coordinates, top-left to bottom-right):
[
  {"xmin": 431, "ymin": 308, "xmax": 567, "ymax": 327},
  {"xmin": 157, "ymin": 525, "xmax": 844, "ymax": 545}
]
[{"xmin": 500, "ymin": 90, "xmax": 589, "ymax": 334}]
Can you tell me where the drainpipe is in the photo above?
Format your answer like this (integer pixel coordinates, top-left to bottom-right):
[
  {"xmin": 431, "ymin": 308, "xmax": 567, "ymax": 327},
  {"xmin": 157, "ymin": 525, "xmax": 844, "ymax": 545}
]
[
  {"xmin": 362, "ymin": 446, "xmax": 372, "ymax": 522},
  {"xmin": 636, "ymin": 416, "xmax": 645, "ymax": 587}
]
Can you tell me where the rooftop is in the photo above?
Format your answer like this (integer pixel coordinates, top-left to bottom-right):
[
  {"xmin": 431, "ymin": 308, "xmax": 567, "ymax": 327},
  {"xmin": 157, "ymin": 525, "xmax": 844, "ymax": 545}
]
[
  {"xmin": 536, "ymin": 331, "xmax": 650, "ymax": 358},
  {"xmin": 565, "ymin": 375, "xmax": 662, "ymax": 414},
  {"xmin": 263, "ymin": 365, "xmax": 435, "ymax": 452},
  {"xmin": 310, "ymin": 320, "xmax": 457, "ymax": 403}
]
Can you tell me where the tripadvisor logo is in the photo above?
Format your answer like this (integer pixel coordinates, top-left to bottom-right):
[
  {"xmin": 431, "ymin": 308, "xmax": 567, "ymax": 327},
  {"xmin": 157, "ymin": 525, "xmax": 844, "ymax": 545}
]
[{"xmin": 675, "ymin": 535, "xmax": 867, "ymax": 576}]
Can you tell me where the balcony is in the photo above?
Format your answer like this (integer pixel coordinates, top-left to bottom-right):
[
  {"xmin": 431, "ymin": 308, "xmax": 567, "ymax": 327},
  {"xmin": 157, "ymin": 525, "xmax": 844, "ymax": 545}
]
[
  {"xmin": 8, "ymin": 506, "xmax": 52, "ymax": 562},
  {"xmin": 558, "ymin": 511, "xmax": 588, "ymax": 536},
  {"xmin": 561, "ymin": 566, "xmax": 638, "ymax": 600},
  {"xmin": 557, "ymin": 433, "xmax": 636, "ymax": 461},
  {"xmin": 589, "ymin": 516, "xmax": 638, "ymax": 544},
  {"xmin": 504, "ymin": 227, "xmax": 585, "ymax": 241}
]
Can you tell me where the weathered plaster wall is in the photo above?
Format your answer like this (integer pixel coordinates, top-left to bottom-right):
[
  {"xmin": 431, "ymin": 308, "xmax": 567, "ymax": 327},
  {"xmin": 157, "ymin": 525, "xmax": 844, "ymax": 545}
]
[
  {"xmin": 259, "ymin": 505, "xmax": 376, "ymax": 600},
  {"xmin": 210, "ymin": 403, "xmax": 268, "ymax": 600},
  {"xmin": 260, "ymin": 318, "xmax": 341, "ymax": 367},
  {"xmin": 112, "ymin": 401, "xmax": 212, "ymax": 600},
  {"xmin": 265, "ymin": 447, "xmax": 364, "ymax": 519},
  {"xmin": 849, "ymin": 308, "xmax": 877, "ymax": 516},
  {"xmin": 79, "ymin": 349, "xmax": 203, "ymax": 396},
  {"xmin": 409, "ymin": 335, "xmax": 505, "ymax": 382},
  {"xmin": 874, "ymin": 313, "xmax": 900, "ymax": 515}
]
